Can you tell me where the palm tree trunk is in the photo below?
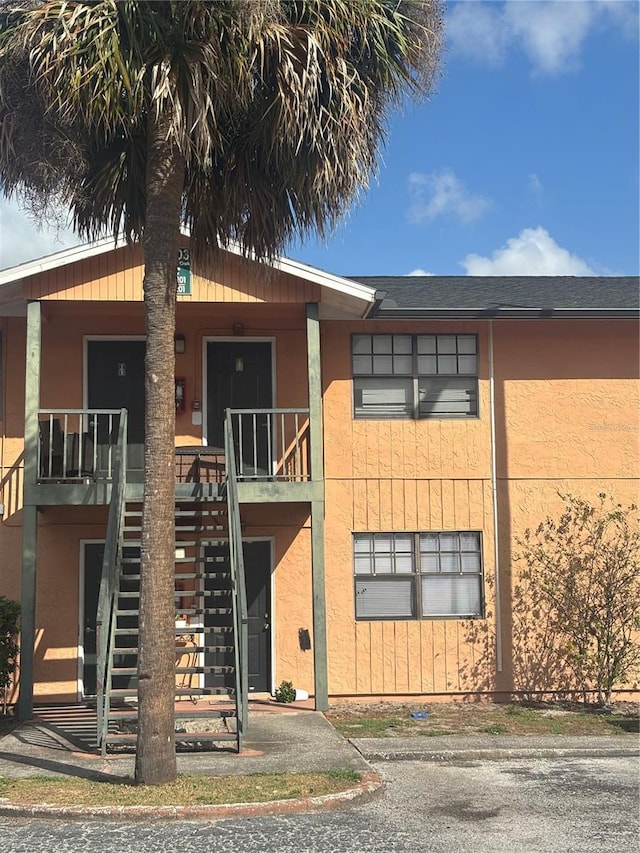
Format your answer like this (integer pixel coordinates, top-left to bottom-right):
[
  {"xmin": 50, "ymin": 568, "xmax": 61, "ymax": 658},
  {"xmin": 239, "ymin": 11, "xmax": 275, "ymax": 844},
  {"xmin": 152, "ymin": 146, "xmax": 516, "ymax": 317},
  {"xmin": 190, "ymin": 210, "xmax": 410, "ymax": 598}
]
[{"xmin": 135, "ymin": 107, "xmax": 185, "ymax": 785}]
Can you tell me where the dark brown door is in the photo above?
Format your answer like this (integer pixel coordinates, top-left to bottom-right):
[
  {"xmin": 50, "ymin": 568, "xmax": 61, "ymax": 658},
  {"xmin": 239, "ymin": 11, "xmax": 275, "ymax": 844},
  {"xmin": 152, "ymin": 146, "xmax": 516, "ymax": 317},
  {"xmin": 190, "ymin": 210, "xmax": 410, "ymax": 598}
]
[
  {"xmin": 87, "ymin": 340, "xmax": 145, "ymax": 477},
  {"xmin": 204, "ymin": 540, "xmax": 271, "ymax": 693},
  {"xmin": 206, "ymin": 341, "xmax": 272, "ymax": 476},
  {"xmin": 83, "ymin": 543, "xmax": 139, "ymax": 697},
  {"xmin": 82, "ymin": 543, "xmax": 103, "ymax": 697}
]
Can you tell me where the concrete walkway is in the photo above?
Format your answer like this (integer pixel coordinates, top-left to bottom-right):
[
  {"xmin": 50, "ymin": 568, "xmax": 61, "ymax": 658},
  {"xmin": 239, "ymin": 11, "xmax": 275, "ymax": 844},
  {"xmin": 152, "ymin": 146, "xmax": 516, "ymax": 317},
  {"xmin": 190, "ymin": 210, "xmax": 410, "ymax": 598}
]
[
  {"xmin": 352, "ymin": 733, "xmax": 639, "ymax": 763},
  {"xmin": 0, "ymin": 702, "xmax": 636, "ymax": 819},
  {"xmin": 0, "ymin": 701, "xmax": 371, "ymax": 780}
]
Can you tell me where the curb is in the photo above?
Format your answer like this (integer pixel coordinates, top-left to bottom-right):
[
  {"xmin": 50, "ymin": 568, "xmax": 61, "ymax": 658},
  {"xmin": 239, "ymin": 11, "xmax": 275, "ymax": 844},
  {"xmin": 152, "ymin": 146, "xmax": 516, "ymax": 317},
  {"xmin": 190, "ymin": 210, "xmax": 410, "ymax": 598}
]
[
  {"xmin": 0, "ymin": 771, "xmax": 382, "ymax": 821},
  {"xmin": 354, "ymin": 747, "xmax": 639, "ymax": 763}
]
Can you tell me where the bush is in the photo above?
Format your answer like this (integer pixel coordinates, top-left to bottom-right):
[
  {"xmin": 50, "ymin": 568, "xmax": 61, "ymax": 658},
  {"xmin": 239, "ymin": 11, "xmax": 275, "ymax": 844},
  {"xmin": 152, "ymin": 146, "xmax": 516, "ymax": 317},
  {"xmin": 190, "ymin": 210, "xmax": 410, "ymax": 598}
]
[
  {"xmin": 517, "ymin": 493, "xmax": 640, "ymax": 706},
  {"xmin": 0, "ymin": 596, "xmax": 20, "ymax": 693},
  {"xmin": 274, "ymin": 680, "xmax": 296, "ymax": 703}
]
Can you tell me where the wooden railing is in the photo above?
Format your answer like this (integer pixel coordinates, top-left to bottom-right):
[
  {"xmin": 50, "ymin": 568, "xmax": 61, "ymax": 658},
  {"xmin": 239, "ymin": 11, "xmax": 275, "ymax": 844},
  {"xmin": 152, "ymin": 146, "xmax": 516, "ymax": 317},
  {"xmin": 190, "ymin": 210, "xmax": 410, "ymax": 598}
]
[
  {"xmin": 95, "ymin": 410, "xmax": 128, "ymax": 751},
  {"xmin": 229, "ymin": 408, "xmax": 311, "ymax": 481},
  {"xmin": 37, "ymin": 409, "xmax": 124, "ymax": 482},
  {"xmin": 225, "ymin": 409, "xmax": 248, "ymax": 745}
]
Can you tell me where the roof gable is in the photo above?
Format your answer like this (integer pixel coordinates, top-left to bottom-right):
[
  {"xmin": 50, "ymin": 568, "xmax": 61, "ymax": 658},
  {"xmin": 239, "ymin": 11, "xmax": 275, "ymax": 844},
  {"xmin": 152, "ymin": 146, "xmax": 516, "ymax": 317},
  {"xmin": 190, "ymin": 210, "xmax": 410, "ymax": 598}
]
[{"xmin": 0, "ymin": 236, "xmax": 376, "ymax": 317}]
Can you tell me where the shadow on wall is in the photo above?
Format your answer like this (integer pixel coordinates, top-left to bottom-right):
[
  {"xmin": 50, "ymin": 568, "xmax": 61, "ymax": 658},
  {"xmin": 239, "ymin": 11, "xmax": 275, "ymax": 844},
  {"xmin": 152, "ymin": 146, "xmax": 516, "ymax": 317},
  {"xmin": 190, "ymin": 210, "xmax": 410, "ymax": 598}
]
[
  {"xmin": 509, "ymin": 560, "xmax": 588, "ymax": 701},
  {"xmin": 458, "ymin": 565, "xmax": 587, "ymax": 701},
  {"xmin": 457, "ymin": 571, "xmax": 496, "ymax": 696},
  {"xmin": 1, "ymin": 451, "xmax": 24, "ymax": 519}
]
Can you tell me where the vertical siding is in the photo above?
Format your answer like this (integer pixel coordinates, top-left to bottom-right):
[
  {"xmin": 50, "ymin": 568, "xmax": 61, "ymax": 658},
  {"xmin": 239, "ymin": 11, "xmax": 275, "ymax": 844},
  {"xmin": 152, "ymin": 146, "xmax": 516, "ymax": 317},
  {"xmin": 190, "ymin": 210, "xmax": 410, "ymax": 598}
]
[
  {"xmin": 22, "ymin": 245, "xmax": 322, "ymax": 304},
  {"xmin": 323, "ymin": 318, "xmax": 497, "ymax": 697},
  {"xmin": 325, "ymin": 475, "xmax": 496, "ymax": 695}
]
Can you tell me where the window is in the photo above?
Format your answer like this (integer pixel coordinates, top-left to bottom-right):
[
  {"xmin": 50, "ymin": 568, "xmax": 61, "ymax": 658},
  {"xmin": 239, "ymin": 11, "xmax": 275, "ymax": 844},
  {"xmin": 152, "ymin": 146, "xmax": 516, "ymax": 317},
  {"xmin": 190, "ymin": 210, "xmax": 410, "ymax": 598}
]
[
  {"xmin": 352, "ymin": 334, "xmax": 478, "ymax": 419},
  {"xmin": 354, "ymin": 531, "xmax": 483, "ymax": 619}
]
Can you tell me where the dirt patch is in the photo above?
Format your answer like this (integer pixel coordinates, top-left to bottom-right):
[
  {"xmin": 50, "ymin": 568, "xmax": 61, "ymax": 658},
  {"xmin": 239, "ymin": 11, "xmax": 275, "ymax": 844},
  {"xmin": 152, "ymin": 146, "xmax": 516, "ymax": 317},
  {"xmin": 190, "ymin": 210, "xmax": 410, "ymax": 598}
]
[{"xmin": 325, "ymin": 700, "xmax": 640, "ymax": 738}]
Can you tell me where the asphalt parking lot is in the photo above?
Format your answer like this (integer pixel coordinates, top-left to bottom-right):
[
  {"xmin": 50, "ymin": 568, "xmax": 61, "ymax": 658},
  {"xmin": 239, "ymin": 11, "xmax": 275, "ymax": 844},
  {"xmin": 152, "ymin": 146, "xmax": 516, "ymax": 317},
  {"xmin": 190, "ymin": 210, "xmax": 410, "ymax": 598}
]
[{"xmin": 1, "ymin": 754, "xmax": 637, "ymax": 853}]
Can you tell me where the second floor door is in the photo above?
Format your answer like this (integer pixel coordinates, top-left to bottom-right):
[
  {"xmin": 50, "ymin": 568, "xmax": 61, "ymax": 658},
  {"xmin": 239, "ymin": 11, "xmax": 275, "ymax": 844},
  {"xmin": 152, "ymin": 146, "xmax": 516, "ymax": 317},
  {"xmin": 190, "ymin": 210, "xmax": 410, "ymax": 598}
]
[
  {"xmin": 87, "ymin": 339, "xmax": 146, "ymax": 478},
  {"xmin": 206, "ymin": 341, "xmax": 273, "ymax": 476}
]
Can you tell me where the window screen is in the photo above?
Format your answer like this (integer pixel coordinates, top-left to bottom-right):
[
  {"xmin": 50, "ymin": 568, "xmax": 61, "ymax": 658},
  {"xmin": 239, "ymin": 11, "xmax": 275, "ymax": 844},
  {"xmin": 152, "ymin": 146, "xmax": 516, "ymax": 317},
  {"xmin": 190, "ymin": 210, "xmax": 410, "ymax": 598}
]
[
  {"xmin": 354, "ymin": 531, "xmax": 483, "ymax": 620},
  {"xmin": 353, "ymin": 334, "xmax": 478, "ymax": 419}
]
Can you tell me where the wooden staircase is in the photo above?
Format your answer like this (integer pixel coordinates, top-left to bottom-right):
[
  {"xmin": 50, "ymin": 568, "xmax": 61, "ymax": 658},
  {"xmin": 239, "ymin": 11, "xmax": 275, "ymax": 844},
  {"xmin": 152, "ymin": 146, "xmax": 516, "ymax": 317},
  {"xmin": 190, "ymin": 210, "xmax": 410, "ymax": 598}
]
[{"xmin": 98, "ymin": 497, "xmax": 244, "ymax": 754}]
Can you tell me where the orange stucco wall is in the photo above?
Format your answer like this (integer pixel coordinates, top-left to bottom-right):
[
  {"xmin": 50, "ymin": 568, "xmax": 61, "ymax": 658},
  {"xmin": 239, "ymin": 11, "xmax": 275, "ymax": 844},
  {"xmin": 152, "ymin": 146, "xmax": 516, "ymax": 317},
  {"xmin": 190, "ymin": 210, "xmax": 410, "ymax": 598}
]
[
  {"xmin": 318, "ymin": 318, "xmax": 639, "ymax": 699},
  {"xmin": 1, "ymin": 250, "xmax": 638, "ymax": 704}
]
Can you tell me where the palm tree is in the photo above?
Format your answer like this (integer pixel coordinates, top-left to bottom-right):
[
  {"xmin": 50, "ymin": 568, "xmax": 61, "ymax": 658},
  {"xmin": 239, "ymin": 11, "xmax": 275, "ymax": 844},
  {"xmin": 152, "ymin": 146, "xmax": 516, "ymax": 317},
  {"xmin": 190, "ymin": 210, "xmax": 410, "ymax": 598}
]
[{"xmin": 0, "ymin": 0, "xmax": 443, "ymax": 784}]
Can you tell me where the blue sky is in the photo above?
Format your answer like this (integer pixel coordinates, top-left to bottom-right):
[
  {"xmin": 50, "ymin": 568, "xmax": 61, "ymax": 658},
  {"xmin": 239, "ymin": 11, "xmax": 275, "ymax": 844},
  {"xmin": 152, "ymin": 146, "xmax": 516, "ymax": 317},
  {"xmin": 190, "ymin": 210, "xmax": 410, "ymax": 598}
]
[{"xmin": 1, "ymin": 0, "xmax": 638, "ymax": 277}]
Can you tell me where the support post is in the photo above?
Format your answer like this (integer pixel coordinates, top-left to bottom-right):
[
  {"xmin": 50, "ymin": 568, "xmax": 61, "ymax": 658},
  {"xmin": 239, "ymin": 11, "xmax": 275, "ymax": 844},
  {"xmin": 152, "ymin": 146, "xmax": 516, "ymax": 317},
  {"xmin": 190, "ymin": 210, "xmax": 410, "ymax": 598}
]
[
  {"xmin": 306, "ymin": 303, "xmax": 328, "ymax": 711},
  {"xmin": 18, "ymin": 301, "xmax": 41, "ymax": 720}
]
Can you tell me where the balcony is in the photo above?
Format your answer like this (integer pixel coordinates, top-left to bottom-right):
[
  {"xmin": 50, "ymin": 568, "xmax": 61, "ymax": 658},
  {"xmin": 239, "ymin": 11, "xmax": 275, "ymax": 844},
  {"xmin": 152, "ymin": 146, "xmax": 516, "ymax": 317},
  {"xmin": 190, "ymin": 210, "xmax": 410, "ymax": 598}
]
[{"xmin": 31, "ymin": 407, "xmax": 320, "ymax": 506}]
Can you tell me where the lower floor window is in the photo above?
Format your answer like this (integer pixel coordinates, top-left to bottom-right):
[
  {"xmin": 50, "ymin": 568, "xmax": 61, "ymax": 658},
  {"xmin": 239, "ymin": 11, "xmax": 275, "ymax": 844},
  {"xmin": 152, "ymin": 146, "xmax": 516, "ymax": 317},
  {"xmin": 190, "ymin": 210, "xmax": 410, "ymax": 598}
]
[{"xmin": 354, "ymin": 531, "xmax": 483, "ymax": 619}]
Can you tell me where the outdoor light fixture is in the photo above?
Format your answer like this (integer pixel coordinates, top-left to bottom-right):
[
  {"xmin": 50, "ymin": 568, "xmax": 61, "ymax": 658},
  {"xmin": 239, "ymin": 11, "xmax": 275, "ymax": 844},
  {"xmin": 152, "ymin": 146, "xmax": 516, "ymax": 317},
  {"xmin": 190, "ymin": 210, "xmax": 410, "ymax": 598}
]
[
  {"xmin": 174, "ymin": 333, "xmax": 186, "ymax": 354},
  {"xmin": 232, "ymin": 322, "xmax": 244, "ymax": 336}
]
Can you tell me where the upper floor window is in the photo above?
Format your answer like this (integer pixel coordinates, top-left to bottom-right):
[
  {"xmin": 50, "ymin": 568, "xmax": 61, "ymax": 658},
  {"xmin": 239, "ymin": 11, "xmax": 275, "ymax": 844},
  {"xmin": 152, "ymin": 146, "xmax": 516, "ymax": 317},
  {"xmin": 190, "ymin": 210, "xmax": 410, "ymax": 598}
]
[
  {"xmin": 352, "ymin": 334, "xmax": 478, "ymax": 419},
  {"xmin": 354, "ymin": 531, "xmax": 484, "ymax": 620}
]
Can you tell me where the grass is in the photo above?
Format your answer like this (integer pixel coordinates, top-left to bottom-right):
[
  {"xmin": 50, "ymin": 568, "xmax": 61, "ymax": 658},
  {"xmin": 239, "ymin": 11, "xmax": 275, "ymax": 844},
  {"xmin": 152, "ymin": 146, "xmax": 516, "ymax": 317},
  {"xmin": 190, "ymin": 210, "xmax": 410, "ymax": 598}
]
[
  {"xmin": 326, "ymin": 700, "xmax": 640, "ymax": 739},
  {"xmin": 0, "ymin": 770, "xmax": 362, "ymax": 807}
]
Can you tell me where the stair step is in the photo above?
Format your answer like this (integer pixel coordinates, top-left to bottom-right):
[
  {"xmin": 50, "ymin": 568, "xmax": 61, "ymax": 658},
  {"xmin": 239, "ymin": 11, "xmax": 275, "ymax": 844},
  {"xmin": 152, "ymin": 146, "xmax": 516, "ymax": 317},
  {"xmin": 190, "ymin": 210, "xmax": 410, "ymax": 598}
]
[
  {"xmin": 175, "ymin": 590, "xmax": 232, "ymax": 599},
  {"xmin": 175, "ymin": 571, "xmax": 231, "ymax": 579},
  {"xmin": 110, "ymin": 665, "xmax": 235, "ymax": 677},
  {"xmin": 103, "ymin": 731, "xmax": 238, "ymax": 745},
  {"xmin": 121, "ymin": 539, "xmax": 231, "ymax": 549},
  {"xmin": 109, "ymin": 687, "xmax": 235, "ymax": 698},
  {"xmin": 116, "ymin": 607, "xmax": 231, "ymax": 621},
  {"xmin": 113, "ymin": 645, "xmax": 234, "ymax": 655},
  {"xmin": 175, "ymin": 557, "xmax": 229, "ymax": 565},
  {"xmin": 118, "ymin": 569, "xmax": 231, "ymax": 581},
  {"xmin": 114, "ymin": 626, "xmax": 234, "ymax": 636},
  {"xmin": 124, "ymin": 525, "xmax": 228, "ymax": 533},
  {"xmin": 116, "ymin": 589, "xmax": 230, "ymax": 604},
  {"xmin": 107, "ymin": 709, "xmax": 236, "ymax": 722}
]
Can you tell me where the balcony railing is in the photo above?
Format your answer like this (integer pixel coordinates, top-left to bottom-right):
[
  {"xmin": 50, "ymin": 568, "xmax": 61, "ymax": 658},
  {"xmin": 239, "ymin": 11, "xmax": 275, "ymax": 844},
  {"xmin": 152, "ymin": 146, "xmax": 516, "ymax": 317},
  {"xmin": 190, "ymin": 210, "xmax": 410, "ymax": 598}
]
[
  {"xmin": 36, "ymin": 407, "xmax": 313, "ymax": 487},
  {"xmin": 38, "ymin": 409, "xmax": 125, "ymax": 482},
  {"xmin": 229, "ymin": 408, "xmax": 311, "ymax": 482}
]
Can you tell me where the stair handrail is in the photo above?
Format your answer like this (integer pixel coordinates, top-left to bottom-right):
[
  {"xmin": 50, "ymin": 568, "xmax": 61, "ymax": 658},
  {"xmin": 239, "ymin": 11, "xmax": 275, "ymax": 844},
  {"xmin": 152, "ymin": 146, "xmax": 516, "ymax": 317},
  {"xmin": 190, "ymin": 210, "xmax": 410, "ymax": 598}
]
[
  {"xmin": 96, "ymin": 409, "xmax": 128, "ymax": 750},
  {"xmin": 224, "ymin": 408, "xmax": 249, "ymax": 745}
]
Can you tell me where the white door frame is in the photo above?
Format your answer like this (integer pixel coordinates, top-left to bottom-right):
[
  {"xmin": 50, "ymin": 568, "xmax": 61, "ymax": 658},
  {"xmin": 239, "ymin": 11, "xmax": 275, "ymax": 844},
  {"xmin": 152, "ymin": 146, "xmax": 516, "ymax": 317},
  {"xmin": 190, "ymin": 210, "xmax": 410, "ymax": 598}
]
[{"xmin": 201, "ymin": 336, "xmax": 276, "ymax": 448}]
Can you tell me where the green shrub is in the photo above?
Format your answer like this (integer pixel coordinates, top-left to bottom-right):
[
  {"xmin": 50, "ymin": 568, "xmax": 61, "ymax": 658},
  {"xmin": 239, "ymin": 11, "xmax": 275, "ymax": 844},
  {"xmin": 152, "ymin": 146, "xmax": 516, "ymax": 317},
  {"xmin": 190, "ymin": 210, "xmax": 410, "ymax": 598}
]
[
  {"xmin": 274, "ymin": 680, "xmax": 296, "ymax": 703},
  {"xmin": 0, "ymin": 596, "xmax": 20, "ymax": 692},
  {"xmin": 517, "ymin": 494, "xmax": 640, "ymax": 706}
]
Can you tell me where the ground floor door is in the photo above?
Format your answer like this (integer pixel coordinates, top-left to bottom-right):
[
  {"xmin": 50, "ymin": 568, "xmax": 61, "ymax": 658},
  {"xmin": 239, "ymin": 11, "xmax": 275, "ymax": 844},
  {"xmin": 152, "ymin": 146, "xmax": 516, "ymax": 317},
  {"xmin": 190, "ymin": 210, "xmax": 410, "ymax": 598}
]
[
  {"xmin": 204, "ymin": 540, "xmax": 272, "ymax": 693},
  {"xmin": 82, "ymin": 543, "xmax": 139, "ymax": 698},
  {"xmin": 206, "ymin": 341, "xmax": 273, "ymax": 476},
  {"xmin": 87, "ymin": 339, "xmax": 146, "ymax": 477}
]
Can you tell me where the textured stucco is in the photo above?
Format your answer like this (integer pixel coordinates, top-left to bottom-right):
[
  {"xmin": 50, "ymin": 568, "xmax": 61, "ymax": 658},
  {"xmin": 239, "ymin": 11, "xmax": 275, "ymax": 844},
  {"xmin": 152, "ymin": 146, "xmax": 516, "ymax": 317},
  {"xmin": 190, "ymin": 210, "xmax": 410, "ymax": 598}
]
[{"xmin": 1, "ymin": 292, "xmax": 638, "ymax": 703}]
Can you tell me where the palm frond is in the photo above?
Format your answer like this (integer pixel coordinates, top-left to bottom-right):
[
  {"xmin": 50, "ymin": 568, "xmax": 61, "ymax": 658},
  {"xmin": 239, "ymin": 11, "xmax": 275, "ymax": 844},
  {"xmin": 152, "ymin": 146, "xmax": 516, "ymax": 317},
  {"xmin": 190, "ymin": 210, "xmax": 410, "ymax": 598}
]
[{"xmin": 0, "ymin": 0, "xmax": 444, "ymax": 256}]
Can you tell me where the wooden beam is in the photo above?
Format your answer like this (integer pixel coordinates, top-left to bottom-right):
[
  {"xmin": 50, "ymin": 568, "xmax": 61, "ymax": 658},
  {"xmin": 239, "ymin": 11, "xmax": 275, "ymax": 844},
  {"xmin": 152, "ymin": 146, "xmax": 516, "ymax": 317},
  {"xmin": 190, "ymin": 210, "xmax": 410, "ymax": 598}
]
[
  {"xmin": 306, "ymin": 303, "xmax": 328, "ymax": 710},
  {"xmin": 305, "ymin": 303, "xmax": 324, "ymax": 485},
  {"xmin": 19, "ymin": 301, "xmax": 41, "ymax": 720}
]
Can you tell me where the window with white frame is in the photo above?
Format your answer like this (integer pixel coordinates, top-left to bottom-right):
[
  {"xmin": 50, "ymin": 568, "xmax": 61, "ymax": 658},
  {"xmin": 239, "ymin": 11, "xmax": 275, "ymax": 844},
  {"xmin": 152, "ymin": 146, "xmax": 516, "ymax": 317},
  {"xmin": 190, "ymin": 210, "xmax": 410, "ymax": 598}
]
[
  {"xmin": 352, "ymin": 333, "xmax": 478, "ymax": 419},
  {"xmin": 354, "ymin": 531, "xmax": 483, "ymax": 619}
]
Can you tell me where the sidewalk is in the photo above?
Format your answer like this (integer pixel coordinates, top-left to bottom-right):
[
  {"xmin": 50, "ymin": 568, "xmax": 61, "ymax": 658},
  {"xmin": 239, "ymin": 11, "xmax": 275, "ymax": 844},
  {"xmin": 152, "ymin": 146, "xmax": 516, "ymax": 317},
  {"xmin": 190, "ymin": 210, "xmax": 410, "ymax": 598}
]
[
  {"xmin": 0, "ymin": 702, "xmax": 636, "ymax": 819},
  {"xmin": 352, "ymin": 733, "xmax": 639, "ymax": 763},
  {"xmin": 0, "ymin": 700, "xmax": 371, "ymax": 780}
]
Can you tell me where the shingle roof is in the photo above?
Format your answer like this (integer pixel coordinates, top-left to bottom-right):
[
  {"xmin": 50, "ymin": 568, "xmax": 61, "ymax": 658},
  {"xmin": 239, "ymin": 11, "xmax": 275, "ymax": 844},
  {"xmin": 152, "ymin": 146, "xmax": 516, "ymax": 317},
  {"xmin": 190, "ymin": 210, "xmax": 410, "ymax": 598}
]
[{"xmin": 349, "ymin": 276, "xmax": 640, "ymax": 318}]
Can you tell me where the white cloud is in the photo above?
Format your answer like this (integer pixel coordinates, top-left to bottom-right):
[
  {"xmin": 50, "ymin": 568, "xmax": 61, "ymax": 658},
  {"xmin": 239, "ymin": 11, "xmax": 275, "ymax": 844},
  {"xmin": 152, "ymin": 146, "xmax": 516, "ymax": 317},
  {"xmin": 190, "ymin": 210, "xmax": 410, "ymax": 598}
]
[
  {"xmin": 528, "ymin": 173, "xmax": 544, "ymax": 197},
  {"xmin": 448, "ymin": 0, "xmax": 637, "ymax": 76},
  {"xmin": 0, "ymin": 197, "xmax": 80, "ymax": 270},
  {"xmin": 447, "ymin": 1, "xmax": 510, "ymax": 67},
  {"xmin": 406, "ymin": 268, "xmax": 434, "ymax": 276},
  {"xmin": 408, "ymin": 170, "xmax": 491, "ymax": 225},
  {"xmin": 461, "ymin": 226, "xmax": 596, "ymax": 275}
]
